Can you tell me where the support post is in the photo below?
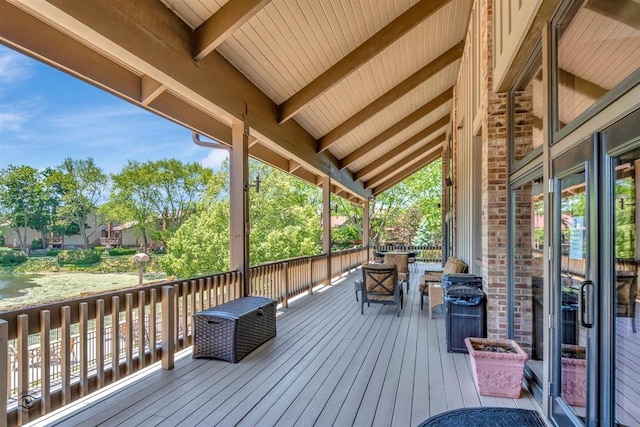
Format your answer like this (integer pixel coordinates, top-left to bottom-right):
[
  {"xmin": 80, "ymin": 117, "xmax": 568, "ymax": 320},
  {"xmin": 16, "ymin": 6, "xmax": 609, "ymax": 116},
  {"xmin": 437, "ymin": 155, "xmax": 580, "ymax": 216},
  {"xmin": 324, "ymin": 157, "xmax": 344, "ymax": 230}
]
[
  {"xmin": 322, "ymin": 176, "xmax": 332, "ymax": 284},
  {"xmin": 230, "ymin": 119, "xmax": 250, "ymax": 297},
  {"xmin": 363, "ymin": 199, "xmax": 370, "ymax": 261}
]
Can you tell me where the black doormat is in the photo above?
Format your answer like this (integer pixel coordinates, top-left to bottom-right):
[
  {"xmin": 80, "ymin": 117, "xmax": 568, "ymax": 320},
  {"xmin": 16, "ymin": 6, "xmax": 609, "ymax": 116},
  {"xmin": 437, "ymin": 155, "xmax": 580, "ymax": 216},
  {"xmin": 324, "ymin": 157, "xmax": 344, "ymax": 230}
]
[{"xmin": 417, "ymin": 407, "xmax": 546, "ymax": 427}]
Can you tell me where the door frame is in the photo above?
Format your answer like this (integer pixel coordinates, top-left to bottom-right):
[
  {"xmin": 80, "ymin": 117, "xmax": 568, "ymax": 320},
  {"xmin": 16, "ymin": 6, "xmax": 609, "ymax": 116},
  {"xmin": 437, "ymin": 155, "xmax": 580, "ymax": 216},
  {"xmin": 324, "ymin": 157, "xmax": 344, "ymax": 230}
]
[{"xmin": 550, "ymin": 136, "xmax": 598, "ymax": 426}]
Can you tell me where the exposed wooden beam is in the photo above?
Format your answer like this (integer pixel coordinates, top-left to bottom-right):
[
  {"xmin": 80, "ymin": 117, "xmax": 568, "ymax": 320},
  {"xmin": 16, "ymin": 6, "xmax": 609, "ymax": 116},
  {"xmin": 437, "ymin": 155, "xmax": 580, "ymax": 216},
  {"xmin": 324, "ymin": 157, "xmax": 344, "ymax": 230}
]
[
  {"xmin": 4, "ymin": 0, "xmax": 369, "ymax": 200},
  {"xmin": 277, "ymin": 0, "xmax": 451, "ymax": 123},
  {"xmin": 140, "ymin": 75, "xmax": 165, "ymax": 106},
  {"xmin": 587, "ymin": 0, "xmax": 640, "ymax": 30},
  {"xmin": 249, "ymin": 142, "xmax": 317, "ymax": 184},
  {"xmin": 364, "ymin": 133, "xmax": 445, "ymax": 189},
  {"xmin": 372, "ymin": 149, "xmax": 442, "ymax": 194},
  {"xmin": 149, "ymin": 91, "xmax": 232, "ymax": 145},
  {"xmin": 558, "ymin": 68, "xmax": 608, "ymax": 100},
  {"xmin": 288, "ymin": 160, "xmax": 301, "ymax": 173},
  {"xmin": 339, "ymin": 87, "xmax": 452, "ymax": 170},
  {"xmin": 318, "ymin": 41, "xmax": 464, "ymax": 152},
  {"xmin": 193, "ymin": 0, "xmax": 272, "ymax": 61},
  {"xmin": 354, "ymin": 116, "xmax": 449, "ymax": 180}
]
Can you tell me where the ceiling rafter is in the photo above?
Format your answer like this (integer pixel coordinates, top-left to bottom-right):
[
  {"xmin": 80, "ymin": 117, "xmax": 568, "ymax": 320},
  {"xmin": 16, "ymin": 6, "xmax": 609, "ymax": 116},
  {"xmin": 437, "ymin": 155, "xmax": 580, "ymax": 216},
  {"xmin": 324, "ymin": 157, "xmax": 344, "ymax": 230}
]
[
  {"xmin": 339, "ymin": 88, "xmax": 452, "ymax": 170},
  {"xmin": 277, "ymin": 0, "xmax": 451, "ymax": 124},
  {"xmin": 140, "ymin": 75, "xmax": 165, "ymax": 105},
  {"xmin": 372, "ymin": 149, "xmax": 443, "ymax": 194},
  {"xmin": 317, "ymin": 41, "xmax": 464, "ymax": 153},
  {"xmin": 364, "ymin": 133, "xmax": 446, "ymax": 189},
  {"xmin": 193, "ymin": 0, "xmax": 272, "ymax": 61},
  {"xmin": 8, "ymin": 0, "xmax": 370, "ymax": 200},
  {"xmin": 354, "ymin": 115, "xmax": 449, "ymax": 181}
]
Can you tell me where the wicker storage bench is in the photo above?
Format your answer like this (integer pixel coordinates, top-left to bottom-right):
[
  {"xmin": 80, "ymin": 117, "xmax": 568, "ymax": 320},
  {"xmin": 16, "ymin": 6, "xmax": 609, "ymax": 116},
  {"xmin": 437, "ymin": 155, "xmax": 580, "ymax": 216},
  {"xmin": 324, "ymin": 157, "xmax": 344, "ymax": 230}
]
[{"xmin": 193, "ymin": 296, "xmax": 277, "ymax": 362}]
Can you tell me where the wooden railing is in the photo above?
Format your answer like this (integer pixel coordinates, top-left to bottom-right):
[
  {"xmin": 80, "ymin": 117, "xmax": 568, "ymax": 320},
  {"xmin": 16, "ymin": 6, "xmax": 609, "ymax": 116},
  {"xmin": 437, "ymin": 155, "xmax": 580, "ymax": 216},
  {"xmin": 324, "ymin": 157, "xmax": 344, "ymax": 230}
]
[
  {"xmin": 375, "ymin": 244, "xmax": 443, "ymax": 263},
  {"xmin": 0, "ymin": 247, "xmax": 370, "ymax": 426}
]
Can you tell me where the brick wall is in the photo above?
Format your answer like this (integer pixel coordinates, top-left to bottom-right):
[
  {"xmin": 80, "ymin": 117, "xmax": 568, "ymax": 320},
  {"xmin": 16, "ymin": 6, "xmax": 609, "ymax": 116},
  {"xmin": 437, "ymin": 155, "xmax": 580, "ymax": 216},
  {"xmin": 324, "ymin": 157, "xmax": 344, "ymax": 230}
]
[{"xmin": 480, "ymin": 0, "xmax": 509, "ymax": 339}]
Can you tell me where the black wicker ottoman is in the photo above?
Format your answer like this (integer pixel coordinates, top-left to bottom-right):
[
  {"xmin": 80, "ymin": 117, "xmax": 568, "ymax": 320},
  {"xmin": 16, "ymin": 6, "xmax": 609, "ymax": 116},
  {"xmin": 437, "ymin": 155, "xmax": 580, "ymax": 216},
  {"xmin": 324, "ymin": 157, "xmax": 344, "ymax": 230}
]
[{"xmin": 193, "ymin": 296, "xmax": 277, "ymax": 363}]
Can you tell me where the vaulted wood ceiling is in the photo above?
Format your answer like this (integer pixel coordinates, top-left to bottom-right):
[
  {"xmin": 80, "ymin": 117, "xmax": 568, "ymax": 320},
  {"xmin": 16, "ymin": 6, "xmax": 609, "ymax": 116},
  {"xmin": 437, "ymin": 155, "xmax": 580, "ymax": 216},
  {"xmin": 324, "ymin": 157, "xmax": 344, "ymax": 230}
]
[{"xmin": 0, "ymin": 0, "xmax": 472, "ymax": 202}]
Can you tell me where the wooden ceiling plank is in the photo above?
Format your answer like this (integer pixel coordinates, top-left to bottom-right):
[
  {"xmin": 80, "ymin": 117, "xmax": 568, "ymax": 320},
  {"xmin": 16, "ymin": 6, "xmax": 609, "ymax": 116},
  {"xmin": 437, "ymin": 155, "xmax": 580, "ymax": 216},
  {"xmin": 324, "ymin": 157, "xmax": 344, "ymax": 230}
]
[
  {"xmin": 364, "ymin": 134, "xmax": 445, "ymax": 188},
  {"xmin": 372, "ymin": 149, "xmax": 442, "ymax": 194},
  {"xmin": 318, "ymin": 40, "xmax": 464, "ymax": 152},
  {"xmin": 193, "ymin": 0, "xmax": 272, "ymax": 61},
  {"xmin": 339, "ymin": 87, "xmax": 452, "ymax": 169},
  {"xmin": 277, "ymin": 0, "xmax": 451, "ymax": 123},
  {"xmin": 141, "ymin": 74, "xmax": 166, "ymax": 106},
  {"xmin": 12, "ymin": 0, "xmax": 368, "ymax": 199},
  {"xmin": 354, "ymin": 118, "xmax": 448, "ymax": 180}
]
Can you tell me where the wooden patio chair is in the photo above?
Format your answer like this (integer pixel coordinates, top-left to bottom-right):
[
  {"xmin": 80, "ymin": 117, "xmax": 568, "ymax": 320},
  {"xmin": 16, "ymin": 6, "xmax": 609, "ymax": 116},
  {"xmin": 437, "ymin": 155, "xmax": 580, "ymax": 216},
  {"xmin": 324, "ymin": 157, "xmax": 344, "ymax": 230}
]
[
  {"xmin": 361, "ymin": 263, "xmax": 403, "ymax": 317},
  {"xmin": 419, "ymin": 257, "xmax": 468, "ymax": 310},
  {"xmin": 384, "ymin": 253, "xmax": 410, "ymax": 291}
]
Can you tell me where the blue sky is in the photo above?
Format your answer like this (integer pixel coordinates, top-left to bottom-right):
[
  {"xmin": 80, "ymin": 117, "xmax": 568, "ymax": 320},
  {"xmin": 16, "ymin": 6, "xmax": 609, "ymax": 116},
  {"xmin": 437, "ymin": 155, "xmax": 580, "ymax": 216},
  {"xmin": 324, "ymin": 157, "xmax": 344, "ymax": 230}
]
[{"xmin": 0, "ymin": 44, "xmax": 228, "ymax": 175}]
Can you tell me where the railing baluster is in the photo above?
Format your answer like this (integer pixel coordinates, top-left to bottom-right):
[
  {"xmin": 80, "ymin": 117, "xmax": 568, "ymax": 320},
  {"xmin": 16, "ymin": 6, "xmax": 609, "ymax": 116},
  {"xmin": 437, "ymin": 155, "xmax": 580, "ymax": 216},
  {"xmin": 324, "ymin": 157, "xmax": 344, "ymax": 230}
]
[
  {"xmin": 161, "ymin": 285, "xmax": 175, "ymax": 370},
  {"xmin": 96, "ymin": 299, "xmax": 105, "ymax": 389},
  {"xmin": 149, "ymin": 289, "xmax": 157, "ymax": 364},
  {"xmin": 173, "ymin": 284, "xmax": 179, "ymax": 349},
  {"xmin": 17, "ymin": 314, "xmax": 28, "ymax": 426},
  {"xmin": 61, "ymin": 306, "xmax": 71, "ymax": 405},
  {"xmin": 138, "ymin": 291, "xmax": 146, "ymax": 369},
  {"xmin": 111, "ymin": 296, "xmax": 120, "ymax": 382},
  {"xmin": 79, "ymin": 303, "xmax": 88, "ymax": 397},
  {"xmin": 124, "ymin": 293, "xmax": 133, "ymax": 376},
  {"xmin": 40, "ymin": 310, "xmax": 51, "ymax": 414},
  {"xmin": 181, "ymin": 283, "xmax": 188, "ymax": 349}
]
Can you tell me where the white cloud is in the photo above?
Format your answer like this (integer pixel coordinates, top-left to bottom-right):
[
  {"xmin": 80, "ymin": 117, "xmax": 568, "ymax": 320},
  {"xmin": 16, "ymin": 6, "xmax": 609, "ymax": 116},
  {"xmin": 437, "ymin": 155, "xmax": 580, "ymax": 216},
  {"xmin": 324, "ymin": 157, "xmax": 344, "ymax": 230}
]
[
  {"xmin": 0, "ymin": 47, "xmax": 32, "ymax": 84},
  {"xmin": 201, "ymin": 148, "xmax": 229, "ymax": 171},
  {"xmin": 0, "ymin": 109, "xmax": 29, "ymax": 132}
]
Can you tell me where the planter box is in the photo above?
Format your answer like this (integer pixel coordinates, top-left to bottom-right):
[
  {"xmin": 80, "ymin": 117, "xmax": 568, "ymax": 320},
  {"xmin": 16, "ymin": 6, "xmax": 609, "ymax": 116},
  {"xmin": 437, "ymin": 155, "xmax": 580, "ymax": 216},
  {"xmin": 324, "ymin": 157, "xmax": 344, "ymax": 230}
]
[
  {"xmin": 561, "ymin": 344, "xmax": 586, "ymax": 407},
  {"xmin": 465, "ymin": 337, "xmax": 529, "ymax": 398}
]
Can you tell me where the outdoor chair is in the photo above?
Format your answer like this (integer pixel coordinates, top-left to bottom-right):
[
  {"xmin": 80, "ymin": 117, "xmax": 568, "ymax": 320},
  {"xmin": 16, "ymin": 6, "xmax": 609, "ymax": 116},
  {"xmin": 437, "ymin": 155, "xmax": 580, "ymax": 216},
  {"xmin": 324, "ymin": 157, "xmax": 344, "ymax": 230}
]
[
  {"xmin": 616, "ymin": 270, "xmax": 637, "ymax": 333},
  {"xmin": 384, "ymin": 253, "xmax": 410, "ymax": 291},
  {"xmin": 419, "ymin": 256, "xmax": 468, "ymax": 310},
  {"xmin": 361, "ymin": 263, "xmax": 403, "ymax": 317}
]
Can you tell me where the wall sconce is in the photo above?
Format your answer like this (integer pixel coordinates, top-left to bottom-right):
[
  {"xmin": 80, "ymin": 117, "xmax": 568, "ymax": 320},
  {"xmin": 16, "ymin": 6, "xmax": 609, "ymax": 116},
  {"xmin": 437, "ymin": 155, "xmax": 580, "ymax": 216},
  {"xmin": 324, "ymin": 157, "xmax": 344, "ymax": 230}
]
[
  {"xmin": 618, "ymin": 195, "xmax": 626, "ymax": 210},
  {"xmin": 244, "ymin": 171, "xmax": 261, "ymax": 193}
]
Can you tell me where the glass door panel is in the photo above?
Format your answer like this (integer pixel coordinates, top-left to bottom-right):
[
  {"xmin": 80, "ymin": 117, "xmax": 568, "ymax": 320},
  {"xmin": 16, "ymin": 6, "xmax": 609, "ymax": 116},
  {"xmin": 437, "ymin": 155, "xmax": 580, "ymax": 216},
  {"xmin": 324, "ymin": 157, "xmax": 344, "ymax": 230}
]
[{"xmin": 551, "ymin": 140, "xmax": 595, "ymax": 426}]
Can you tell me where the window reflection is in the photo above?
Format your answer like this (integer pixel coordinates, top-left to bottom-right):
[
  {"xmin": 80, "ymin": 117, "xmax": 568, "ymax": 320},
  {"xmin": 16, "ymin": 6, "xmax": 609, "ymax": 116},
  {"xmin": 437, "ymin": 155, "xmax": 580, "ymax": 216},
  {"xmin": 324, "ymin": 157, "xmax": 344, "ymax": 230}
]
[
  {"xmin": 556, "ymin": 0, "xmax": 640, "ymax": 131},
  {"xmin": 512, "ymin": 57, "xmax": 543, "ymax": 165},
  {"xmin": 513, "ymin": 177, "xmax": 545, "ymax": 390}
]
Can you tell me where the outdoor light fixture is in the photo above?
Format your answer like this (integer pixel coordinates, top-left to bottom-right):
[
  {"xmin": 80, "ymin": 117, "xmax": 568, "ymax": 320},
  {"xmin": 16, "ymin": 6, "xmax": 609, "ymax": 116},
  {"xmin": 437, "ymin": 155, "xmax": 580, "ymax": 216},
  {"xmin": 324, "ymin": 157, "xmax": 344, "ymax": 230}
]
[{"xmin": 244, "ymin": 171, "xmax": 261, "ymax": 193}]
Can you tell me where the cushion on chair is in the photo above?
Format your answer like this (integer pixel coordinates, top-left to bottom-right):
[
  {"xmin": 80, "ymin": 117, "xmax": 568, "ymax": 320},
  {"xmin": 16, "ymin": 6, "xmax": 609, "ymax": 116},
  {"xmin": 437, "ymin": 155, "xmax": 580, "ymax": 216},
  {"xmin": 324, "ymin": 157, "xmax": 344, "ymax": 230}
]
[
  {"xmin": 363, "ymin": 264, "xmax": 398, "ymax": 301},
  {"xmin": 385, "ymin": 254, "xmax": 409, "ymax": 283},
  {"xmin": 443, "ymin": 257, "xmax": 468, "ymax": 275},
  {"xmin": 419, "ymin": 257, "xmax": 468, "ymax": 294}
]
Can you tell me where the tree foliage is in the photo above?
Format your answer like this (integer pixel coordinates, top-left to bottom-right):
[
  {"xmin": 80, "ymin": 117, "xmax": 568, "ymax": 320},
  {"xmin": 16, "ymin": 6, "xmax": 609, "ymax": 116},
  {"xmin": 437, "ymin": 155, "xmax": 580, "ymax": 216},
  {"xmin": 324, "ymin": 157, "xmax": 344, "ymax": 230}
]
[
  {"xmin": 100, "ymin": 159, "xmax": 212, "ymax": 252},
  {"xmin": 47, "ymin": 158, "xmax": 108, "ymax": 248},
  {"xmin": 0, "ymin": 165, "xmax": 67, "ymax": 251}
]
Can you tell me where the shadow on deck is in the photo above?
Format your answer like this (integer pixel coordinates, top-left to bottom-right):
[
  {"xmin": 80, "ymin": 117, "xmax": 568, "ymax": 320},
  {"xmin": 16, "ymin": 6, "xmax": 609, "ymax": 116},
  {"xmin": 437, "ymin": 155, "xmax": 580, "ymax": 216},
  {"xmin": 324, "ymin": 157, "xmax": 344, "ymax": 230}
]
[{"xmin": 28, "ymin": 264, "xmax": 541, "ymax": 427}]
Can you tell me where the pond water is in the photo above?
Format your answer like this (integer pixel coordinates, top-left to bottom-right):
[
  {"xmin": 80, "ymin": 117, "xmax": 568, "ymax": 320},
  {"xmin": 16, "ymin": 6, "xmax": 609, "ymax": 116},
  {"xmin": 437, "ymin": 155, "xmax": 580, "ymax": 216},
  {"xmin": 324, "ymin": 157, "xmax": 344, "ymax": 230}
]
[{"xmin": 0, "ymin": 274, "xmax": 41, "ymax": 301}]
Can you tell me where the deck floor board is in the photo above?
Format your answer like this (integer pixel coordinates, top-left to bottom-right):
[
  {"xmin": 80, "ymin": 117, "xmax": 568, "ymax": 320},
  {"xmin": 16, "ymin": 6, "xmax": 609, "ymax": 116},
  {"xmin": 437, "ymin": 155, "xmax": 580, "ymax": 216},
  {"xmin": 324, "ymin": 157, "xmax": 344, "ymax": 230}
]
[{"xmin": 28, "ymin": 265, "xmax": 540, "ymax": 427}]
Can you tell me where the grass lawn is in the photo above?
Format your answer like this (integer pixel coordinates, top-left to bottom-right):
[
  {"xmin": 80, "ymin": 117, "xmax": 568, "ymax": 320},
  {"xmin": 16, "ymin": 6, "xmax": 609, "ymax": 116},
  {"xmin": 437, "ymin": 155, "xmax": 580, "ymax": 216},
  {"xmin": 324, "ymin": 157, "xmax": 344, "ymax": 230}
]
[{"xmin": 0, "ymin": 272, "xmax": 167, "ymax": 311}]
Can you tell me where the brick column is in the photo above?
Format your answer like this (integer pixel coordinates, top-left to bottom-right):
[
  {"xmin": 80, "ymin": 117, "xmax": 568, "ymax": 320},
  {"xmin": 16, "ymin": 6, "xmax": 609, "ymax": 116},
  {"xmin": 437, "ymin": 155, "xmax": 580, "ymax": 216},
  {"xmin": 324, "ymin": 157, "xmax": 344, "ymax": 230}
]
[{"xmin": 480, "ymin": 0, "xmax": 509, "ymax": 339}]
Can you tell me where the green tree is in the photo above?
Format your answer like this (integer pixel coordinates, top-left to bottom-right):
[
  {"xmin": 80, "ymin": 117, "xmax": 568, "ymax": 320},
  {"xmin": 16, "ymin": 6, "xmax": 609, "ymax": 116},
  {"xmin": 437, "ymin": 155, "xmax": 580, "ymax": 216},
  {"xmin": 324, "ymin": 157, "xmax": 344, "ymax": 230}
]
[
  {"xmin": 0, "ymin": 165, "xmax": 41, "ymax": 251},
  {"xmin": 47, "ymin": 158, "xmax": 108, "ymax": 249},
  {"xmin": 142, "ymin": 159, "xmax": 212, "ymax": 247},
  {"xmin": 249, "ymin": 161, "xmax": 321, "ymax": 264},
  {"xmin": 160, "ymin": 169, "xmax": 230, "ymax": 277}
]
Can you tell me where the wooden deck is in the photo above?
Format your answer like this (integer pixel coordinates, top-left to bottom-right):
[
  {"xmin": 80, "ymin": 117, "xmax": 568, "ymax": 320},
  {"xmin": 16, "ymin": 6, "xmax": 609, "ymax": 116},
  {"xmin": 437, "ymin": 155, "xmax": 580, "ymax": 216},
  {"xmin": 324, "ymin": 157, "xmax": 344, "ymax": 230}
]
[{"xmin": 28, "ymin": 265, "xmax": 541, "ymax": 427}]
